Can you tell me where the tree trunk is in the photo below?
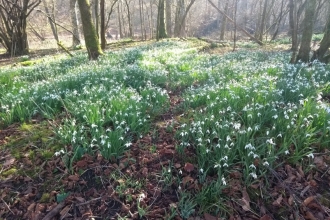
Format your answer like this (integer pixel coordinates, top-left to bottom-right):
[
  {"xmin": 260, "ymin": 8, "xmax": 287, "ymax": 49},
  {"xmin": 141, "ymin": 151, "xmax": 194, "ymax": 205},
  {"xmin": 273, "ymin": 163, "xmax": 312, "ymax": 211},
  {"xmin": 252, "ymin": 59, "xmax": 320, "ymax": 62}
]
[
  {"xmin": 289, "ymin": 0, "xmax": 298, "ymax": 63},
  {"xmin": 124, "ymin": 0, "xmax": 133, "ymax": 38},
  {"xmin": 100, "ymin": 0, "xmax": 106, "ymax": 49},
  {"xmin": 70, "ymin": 0, "xmax": 81, "ymax": 47},
  {"xmin": 165, "ymin": 0, "xmax": 172, "ymax": 37},
  {"xmin": 220, "ymin": 0, "xmax": 229, "ymax": 40},
  {"xmin": 258, "ymin": 0, "xmax": 269, "ymax": 41},
  {"xmin": 77, "ymin": 0, "xmax": 103, "ymax": 60},
  {"xmin": 174, "ymin": 0, "xmax": 195, "ymax": 37},
  {"xmin": 43, "ymin": 0, "xmax": 59, "ymax": 42},
  {"xmin": 117, "ymin": 2, "xmax": 123, "ymax": 38},
  {"xmin": 139, "ymin": 0, "xmax": 144, "ymax": 40},
  {"xmin": 157, "ymin": 0, "xmax": 167, "ymax": 40},
  {"xmin": 312, "ymin": 2, "xmax": 330, "ymax": 63},
  {"xmin": 295, "ymin": 0, "xmax": 317, "ymax": 63}
]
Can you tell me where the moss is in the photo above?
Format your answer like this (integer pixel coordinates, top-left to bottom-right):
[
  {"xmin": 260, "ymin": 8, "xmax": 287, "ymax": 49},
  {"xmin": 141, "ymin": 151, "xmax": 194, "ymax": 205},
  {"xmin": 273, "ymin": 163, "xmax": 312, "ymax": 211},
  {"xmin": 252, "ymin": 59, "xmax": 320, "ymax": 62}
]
[
  {"xmin": 1, "ymin": 168, "xmax": 18, "ymax": 177},
  {"xmin": 20, "ymin": 123, "xmax": 33, "ymax": 132},
  {"xmin": 39, "ymin": 193, "xmax": 51, "ymax": 203}
]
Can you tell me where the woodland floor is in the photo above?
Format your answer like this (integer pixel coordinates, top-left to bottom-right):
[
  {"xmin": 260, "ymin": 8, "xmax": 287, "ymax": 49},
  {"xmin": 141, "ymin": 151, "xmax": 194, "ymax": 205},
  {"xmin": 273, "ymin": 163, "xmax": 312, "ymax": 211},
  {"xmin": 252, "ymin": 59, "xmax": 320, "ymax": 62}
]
[{"xmin": 1, "ymin": 39, "xmax": 330, "ymax": 220}]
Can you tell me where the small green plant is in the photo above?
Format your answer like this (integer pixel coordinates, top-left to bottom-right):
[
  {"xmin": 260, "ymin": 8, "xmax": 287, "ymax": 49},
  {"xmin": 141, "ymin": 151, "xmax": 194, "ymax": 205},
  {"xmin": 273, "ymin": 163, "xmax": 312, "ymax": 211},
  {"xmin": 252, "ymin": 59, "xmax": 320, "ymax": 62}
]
[{"xmin": 178, "ymin": 192, "xmax": 196, "ymax": 219}]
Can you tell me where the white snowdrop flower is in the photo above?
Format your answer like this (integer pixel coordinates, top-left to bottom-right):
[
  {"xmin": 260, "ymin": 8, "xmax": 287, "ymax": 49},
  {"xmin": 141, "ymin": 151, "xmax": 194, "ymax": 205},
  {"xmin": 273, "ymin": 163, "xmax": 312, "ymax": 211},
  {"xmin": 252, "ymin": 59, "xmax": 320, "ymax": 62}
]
[
  {"xmin": 72, "ymin": 137, "xmax": 76, "ymax": 143},
  {"xmin": 249, "ymin": 164, "xmax": 256, "ymax": 169},
  {"xmin": 197, "ymin": 137, "xmax": 202, "ymax": 142},
  {"xmin": 200, "ymin": 168, "xmax": 204, "ymax": 173},
  {"xmin": 285, "ymin": 150, "xmax": 290, "ymax": 155},
  {"xmin": 277, "ymin": 133, "xmax": 282, "ymax": 138},
  {"xmin": 222, "ymin": 176, "xmax": 227, "ymax": 185},
  {"xmin": 226, "ymin": 135, "xmax": 231, "ymax": 142},
  {"xmin": 266, "ymin": 131, "xmax": 269, "ymax": 136},
  {"xmin": 284, "ymin": 114, "xmax": 289, "ymax": 119},
  {"xmin": 168, "ymin": 168, "xmax": 171, "ymax": 173},
  {"xmin": 179, "ymin": 169, "xmax": 182, "ymax": 175},
  {"xmin": 250, "ymin": 172, "xmax": 257, "ymax": 179},
  {"xmin": 254, "ymin": 125, "xmax": 260, "ymax": 131},
  {"xmin": 257, "ymin": 112, "xmax": 261, "ymax": 117},
  {"xmin": 230, "ymin": 142, "xmax": 234, "ymax": 147},
  {"xmin": 306, "ymin": 134, "xmax": 311, "ymax": 138},
  {"xmin": 263, "ymin": 161, "xmax": 269, "ymax": 166},
  {"xmin": 266, "ymin": 138, "xmax": 276, "ymax": 146},
  {"xmin": 125, "ymin": 142, "xmax": 132, "ymax": 148},
  {"xmin": 245, "ymin": 143, "xmax": 254, "ymax": 150},
  {"xmin": 287, "ymin": 125, "xmax": 290, "ymax": 129},
  {"xmin": 92, "ymin": 138, "xmax": 97, "ymax": 143},
  {"xmin": 221, "ymin": 156, "xmax": 228, "ymax": 161},
  {"xmin": 91, "ymin": 124, "xmax": 97, "ymax": 128},
  {"xmin": 224, "ymin": 144, "xmax": 230, "ymax": 149},
  {"xmin": 272, "ymin": 115, "xmax": 278, "ymax": 119},
  {"xmin": 216, "ymin": 144, "xmax": 221, "ymax": 148},
  {"xmin": 223, "ymin": 163, "xmax": 228, "ymax": 167},
  {"xmin": 214, "ymin": 163, "xmax": 220, "ymax": 168},
  {"xmin": 119, "ymin": 136, "xmax": 124, "ymax": 140},
  {"xmin": 248, "ymin": 114, "xmax": 252, "ymax": 118},
  {"xmin": 307, "ymin": 153, "xmax": 314, "ymax": 159},
  {"xmin": 206, "ymin": 149, "xmax": 210, "ymax": 153},
  {"xmin": 247, "ymin": 127, "xmax": 252, "ymax": 132}
]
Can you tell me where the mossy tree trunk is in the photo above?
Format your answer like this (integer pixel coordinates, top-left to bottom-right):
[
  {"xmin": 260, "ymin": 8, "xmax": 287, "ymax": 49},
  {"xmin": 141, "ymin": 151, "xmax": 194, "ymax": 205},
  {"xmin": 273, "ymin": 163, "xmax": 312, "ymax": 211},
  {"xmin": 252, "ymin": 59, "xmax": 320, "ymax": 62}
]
[
  {"xmin": 157, "ymin": 0, "xmax": 167, "ymax": 40},
  {"xmin": 77, "ymin": 0, "xmax": 103, "ymax": 60},
  {"xmin": 295, "ymin": 0, "xmax": 317, "ymax": 63}
]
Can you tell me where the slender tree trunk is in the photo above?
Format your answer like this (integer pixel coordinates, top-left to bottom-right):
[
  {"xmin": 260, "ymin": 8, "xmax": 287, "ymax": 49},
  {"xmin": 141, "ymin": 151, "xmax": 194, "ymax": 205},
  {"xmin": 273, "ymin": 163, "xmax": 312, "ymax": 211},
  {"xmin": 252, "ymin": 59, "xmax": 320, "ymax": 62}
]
[
  {"xmin": 95, "ymin": 0, "xmax": 99, "ymax": 37},
  {"xmin": 220, "ymin": 0, "xmax": 229, "ymax": 40},
  {"xmin": 43, "ymin": 0, "xmax": 59, "ymax": 42},
  {"xmin": 157, "ymin": 0, "xmax": 167, "ymax": 40},
  {"xmin": 312, "ymin": 2, "xmax": 330, "ymax": 63},
  {"xmin": 295, "ymin": 0, "xmax": 317, "ymax": 63},
  {"xmin": 117, "ymin": 3, "xmax": 123, "ymax": 38},
  {"xmin": 70, "ymin": 0, "xmax": 81, "ymax": 47},
  {"xmin": 233, "ymin": 0, "xmax": 238, "ymax": 51},
  {"xmin": 289, "ymin": 0, "xmax": 298, "ymax": 63},
  {"xmin": 100, "ymin": 0, "xmax": 106, "ymax": 49},
  {"xmin": 77, "ymin": 0, "xmax": 103, "ymax": 60},
  {"xmin": 259, "ymin": 0, "xmax": 269, "ymax": 41},
  {"xmin": 139, "ymin": 0, "xmax": 144, "ymax": 40},
  {"xmin": 165, "ymin": 0, "xmax": 172, "ymax": 37},
  {"xmin": 124, "ymin": 0, "xmax": 133, "ymax": 38}
]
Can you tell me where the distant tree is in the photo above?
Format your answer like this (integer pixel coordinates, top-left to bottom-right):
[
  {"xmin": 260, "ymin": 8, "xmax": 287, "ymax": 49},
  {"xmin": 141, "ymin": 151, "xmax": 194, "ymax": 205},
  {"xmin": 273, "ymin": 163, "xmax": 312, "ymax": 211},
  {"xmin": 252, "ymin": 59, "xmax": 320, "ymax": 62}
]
[
  {"xmin": 43, "ymin": 0, "xmax": 59, "ymax": 42},
  {"xmin": 0, "ymin": 0, "xmax": 42, "ymax": 56},
  {"xmin": 77, "ymin": 0, "xmax": 102, "ymax": 60},
  {"xmin": 165, "ymin": 0, "xmax": 172, "ymax": 37},
  {"xmin": 295, "ymin": 0, "xmax": 317, "ymax": 63}
]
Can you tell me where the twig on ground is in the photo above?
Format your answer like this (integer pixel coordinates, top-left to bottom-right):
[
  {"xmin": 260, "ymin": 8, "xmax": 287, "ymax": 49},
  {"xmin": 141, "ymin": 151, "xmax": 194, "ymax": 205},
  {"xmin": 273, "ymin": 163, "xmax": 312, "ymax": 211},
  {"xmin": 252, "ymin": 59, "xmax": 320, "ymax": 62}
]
[
  {"xmin": 1, "ymin": 198, "xmax": 14, "ymax": 215},
  {"xmin": 42, "ymin": 202, "xmax": 65, "ymax": 220}
]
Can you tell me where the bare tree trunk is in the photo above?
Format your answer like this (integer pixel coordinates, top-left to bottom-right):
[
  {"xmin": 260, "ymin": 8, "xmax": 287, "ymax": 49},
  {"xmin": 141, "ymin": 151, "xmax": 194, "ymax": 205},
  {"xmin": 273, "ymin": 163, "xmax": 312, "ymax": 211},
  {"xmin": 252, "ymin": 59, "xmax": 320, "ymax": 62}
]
[
  {"xmin": 77, "ymin": 0, "xmax": 103, "ymax": 60},
  {"xmin": 118, "ymin": 2, "xmax": 123, "ymax": 38},
  {"xmin": 295, "ymin": 0, "xmax": 317, "ymax": 63},
  {"xmin": 100, "ymin": 0, "xmax": 105, "ymax": 49},
  {"xmin": 70, "ymin": 0, "xmax": 81, "ymax": 47},
  {"xmin": 174, "ymin": 0, "xmax": 196, "ymax": 37},
  {"xmin": 166, "ymin": 0, "xmax": 172, "ymax": 37},
  {"xmin": 233, "ymin": 0, "xmax": 238, "ymax": 51},
  {"xmin": 289, "ymin": 0, "xmax": 298, "ymax": 63},
  {"xmin": 139, "ymin": 0, "xmax": 144, "ymax": 40},
  {"xmin": 95, "ymin": 0, "xmax": 99, "ymax": 37},
  {"xmin": 220, "ymin": 0, "xmax": 229, "ymax": 40},
  {"xmin": 43, "ymin": 0, "xmax": 59, "ymax": 42},
  {"xmin": 124, "ymin": 0, "xmax": 133, "ymax": 38},
  {"xmin": 157, "ymin": 0, "xmax": 167, "ymax": 40},
  {"xmin": 258, "ymin": 0, "xmax": 269, "ymax": 41}
]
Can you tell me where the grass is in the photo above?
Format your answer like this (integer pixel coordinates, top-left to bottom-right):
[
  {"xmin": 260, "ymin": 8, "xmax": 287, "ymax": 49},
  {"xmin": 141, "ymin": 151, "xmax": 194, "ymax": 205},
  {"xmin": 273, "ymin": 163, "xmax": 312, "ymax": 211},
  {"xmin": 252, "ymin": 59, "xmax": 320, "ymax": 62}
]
[{"xmin": 1, "ymin": 38, "xmax": 330, "ymax": 218}]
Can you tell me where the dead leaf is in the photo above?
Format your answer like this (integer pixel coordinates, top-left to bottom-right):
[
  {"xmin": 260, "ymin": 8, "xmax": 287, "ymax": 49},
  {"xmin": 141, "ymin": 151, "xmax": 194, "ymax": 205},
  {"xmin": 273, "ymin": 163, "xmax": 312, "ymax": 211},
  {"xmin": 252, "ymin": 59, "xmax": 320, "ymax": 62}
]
[
  {"xmin": 3, "ymin": 157, "xmax": 15, "ymax": 167},
  {"xmin": 314, "ymin": 156, "xmax": 327, "ymax": 170},
  {"xmin": 59, "ymin": 205, "xmax": 71, "ymax": 219},
  {"xmin": 241, "ymin": 187, "xmax": 251, "ymax": 211},
  {"xmin": 174, "ymin": 163, "xmax": 181, "ymax": 169},
  {"xmin": 259, "ymin": 214, "xmax": 272, "ymax": 220},
  {"xmin": 76, "ymin": 160, "xmax": 87, "ymax": 168},
  {"xmin": 204, "ymin": 213, "xmax": 218, "ymax": 220},
  {"xmin": 288, "ymin": 195, "xmax": 294, "ymax": 206},
  {"xmin": 68, "ymin": 175, "xmax": 79, "ymax": 181},
  {"xmin": 305, "ymin": 211, "xmax": 317, "ymax": 220},
  {"xmin": 182, "ymin": 176, "xmax": 194, "ymax": 185},
  {"xmin": 272, "ymin": 194, "xmax": 283, "ymax": 206},
  {"xmin": 303, "ymin": 196, "xmax": 315, "ymax": 206},
  {"xmin": 184, "ymin": 163, "xmax": 194, "ymax": 172}
]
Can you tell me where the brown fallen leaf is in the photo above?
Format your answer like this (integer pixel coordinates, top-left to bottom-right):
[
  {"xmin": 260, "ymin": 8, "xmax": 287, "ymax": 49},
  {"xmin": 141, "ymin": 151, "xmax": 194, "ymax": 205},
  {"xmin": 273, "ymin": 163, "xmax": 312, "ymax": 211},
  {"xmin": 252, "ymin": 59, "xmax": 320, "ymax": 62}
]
[
  {"xmin": 184, "ymin": 163, "xmax": 194, "ymax": 172},
  {"xmin": 303, "ymin": 196, "xmax": 315, "ymax": 206},
  {"xmin": 288, "ymin": 195, "xmax": 294, "ymax": 206},
  {"xmin": 68, "ymin": 175, "xmax": 79, "ymax": 181},
  {"xmin": 182, "ymin": 176, "xmax": 194, "ymax": 185},
  {"xmin": 305, "ymin": 211, "xmax": 317, "ymax": 220},
  {"xmin": 241, "ymin": 187, "xmax": 251, "ymax": 211}
]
